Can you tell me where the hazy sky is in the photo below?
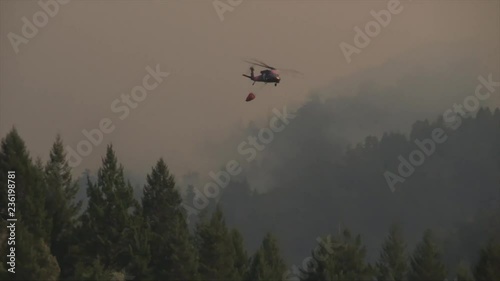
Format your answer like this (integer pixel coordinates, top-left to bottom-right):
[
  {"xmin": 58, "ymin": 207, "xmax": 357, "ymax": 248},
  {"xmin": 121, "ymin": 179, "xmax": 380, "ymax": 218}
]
[{"xmin": 1, "ymin": 0, "xmax": 499, "ymax": 178}]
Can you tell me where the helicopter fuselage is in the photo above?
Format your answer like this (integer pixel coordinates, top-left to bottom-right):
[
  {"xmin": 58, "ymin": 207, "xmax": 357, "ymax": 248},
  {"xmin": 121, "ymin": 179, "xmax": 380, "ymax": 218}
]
[{"xmin": 243, "ymin": 69, "xmax": 281, "ymax": 86}]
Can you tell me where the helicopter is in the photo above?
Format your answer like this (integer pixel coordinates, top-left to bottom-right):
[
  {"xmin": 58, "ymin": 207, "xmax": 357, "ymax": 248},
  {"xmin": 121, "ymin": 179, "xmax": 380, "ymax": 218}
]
[{"xmin": 242, "ymin": 58, "xmax": 301, "ymax": 87}]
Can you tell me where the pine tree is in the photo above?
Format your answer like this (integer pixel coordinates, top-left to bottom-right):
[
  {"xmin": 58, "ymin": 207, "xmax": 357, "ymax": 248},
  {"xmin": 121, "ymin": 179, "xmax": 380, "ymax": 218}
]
[
  {"xmin": 15, "ymin": 222, "xmax": 61, "ymax": 280},
  {"xmin": 0, "ymin": 128, "xmax": 56, "ymax": 279},
  {"xmin": 183, "ymin": 184, "xmax": 201, "ymax": 229},
  {"xmin": 299, "ymin": 235, "xmax": 336, "ymax": 281},
  {"xmin": 300, "ymin": 229, "xmax": 373, "ymax": 281},
  {"xmin": 376, "ymin": 223, "xmax": 408, "ymax": 281},
  {"xmin": 473, "ymin": 239, "xmax": 500, "ymax": 281},
  {"xmin": 142, "ymin": 158, "xmax": 198, "ymax": 280},
  {"xmin": 231, "ymin": 228, "xmax": 249, "ymax": 280},
  {"xmin": 246, "ymin": 232, "xmax": 287, "ymax": 281},
  {"xmin": 78, "ymin": 145, "xmax": 139, "ymax": 275},
  {"xmin": 123, "ymin": 216, "xmax": 153, "ymax": 280},
  {"xmin": 44, "ymin": 134, "xmax": 82, "ymax": 279},
  {"xmin": 455, "ymin": 261, "xmax": 473, "ymax": 281},
  {"xmin": 0, "ymin": 128, "xmax": 49, "ymax": 240},
  {"xmin": 408, "ymin": 229, "xmax": 447, "ymax": 281},
  {"xmin": 334, "ymin": 229, "xmax": 374, "ymax": 280},
  {"xmin": 74, "ymin": 256, "xmax": 119, "ymax": 281},
  {"xmin": 196, "ymin": 205, "xmax": 238, "ymax": 280}
]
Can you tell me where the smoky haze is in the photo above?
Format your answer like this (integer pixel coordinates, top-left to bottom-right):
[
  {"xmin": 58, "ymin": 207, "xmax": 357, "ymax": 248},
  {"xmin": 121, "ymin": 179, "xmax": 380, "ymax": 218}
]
[
  {"xmin": 197, "ymin": 41, "xmax": 499, "ymax": 193},
  {"xmin": 183, "ymin": 44, "xmax": 500, "ymax": 267},
  {"xmin": 1, "ymin": 0, "xmax": 499, "ymax": 276},
  {"xmin": 1, "ymin": 0, "xmax": 498, "ymax": 177}
]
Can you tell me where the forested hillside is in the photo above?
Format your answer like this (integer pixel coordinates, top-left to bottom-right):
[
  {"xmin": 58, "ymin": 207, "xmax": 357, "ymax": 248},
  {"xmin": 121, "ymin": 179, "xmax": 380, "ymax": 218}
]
[
  {"xmin": 218, "ymin": 105, "xmax": 500, "ymax": 277},
  {"xmin": 1, "ymin": 107, "xmax": 499, "ymax": 280}
]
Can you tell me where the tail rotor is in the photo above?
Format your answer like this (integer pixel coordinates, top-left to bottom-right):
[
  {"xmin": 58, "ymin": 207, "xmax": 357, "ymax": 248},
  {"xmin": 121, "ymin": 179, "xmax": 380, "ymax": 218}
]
[{"xmin": 242, "ymin": 66, "xmax": 255, "ymax": 83}]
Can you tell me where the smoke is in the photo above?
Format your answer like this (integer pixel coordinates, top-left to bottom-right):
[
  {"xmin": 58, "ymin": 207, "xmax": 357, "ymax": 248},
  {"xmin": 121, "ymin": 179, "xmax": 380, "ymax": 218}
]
[{"xmin": 193, "ymin": 41, "xmax": 500, "ymax": 266}]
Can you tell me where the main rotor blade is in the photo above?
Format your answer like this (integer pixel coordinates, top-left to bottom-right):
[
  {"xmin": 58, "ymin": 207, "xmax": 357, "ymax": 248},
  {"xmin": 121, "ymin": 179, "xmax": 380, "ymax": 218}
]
[
  {"xmin": 277, "ymin": 68, "xmax": 303, "ymax": 76},
  {"xmin": 243, "ymin": 58, "xmax": 276, "ymax": 70},
  {"xmin": 242, "ymin": 58, "xmax": 303, "ymax": 76},
  {"xmin": 249, "ymin": 58, "xmax": 276, "ymax": 70}
]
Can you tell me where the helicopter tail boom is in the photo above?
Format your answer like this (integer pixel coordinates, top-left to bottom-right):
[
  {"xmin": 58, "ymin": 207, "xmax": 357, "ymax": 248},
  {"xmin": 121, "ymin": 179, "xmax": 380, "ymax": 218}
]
[{"xmin": 242, "ymin": 66, "xmax": 255, "ymax": 81}]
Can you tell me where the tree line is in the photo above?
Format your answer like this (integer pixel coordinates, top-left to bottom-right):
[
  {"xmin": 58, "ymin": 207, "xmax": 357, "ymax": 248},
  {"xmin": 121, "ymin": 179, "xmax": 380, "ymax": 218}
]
[{"xmin": 0, "ymin": 127, "xmax": 499, "ymax": 280}]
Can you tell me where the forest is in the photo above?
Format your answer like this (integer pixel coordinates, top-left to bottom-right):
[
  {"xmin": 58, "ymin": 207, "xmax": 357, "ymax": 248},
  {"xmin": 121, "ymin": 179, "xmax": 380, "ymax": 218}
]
[{"xmin": 1, "ymin": 106, "xmax": 500, "ymax": 281}]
